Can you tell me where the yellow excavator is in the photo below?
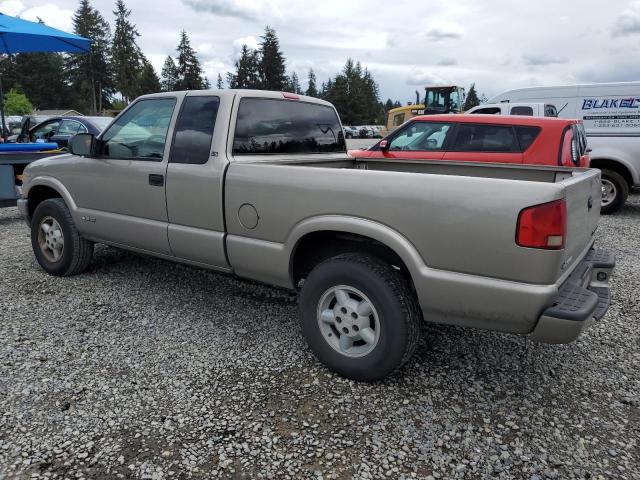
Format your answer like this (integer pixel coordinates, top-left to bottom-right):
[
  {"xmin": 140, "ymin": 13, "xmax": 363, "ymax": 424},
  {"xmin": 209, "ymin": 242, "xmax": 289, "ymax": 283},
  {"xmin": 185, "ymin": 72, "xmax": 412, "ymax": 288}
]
[{"xmin": 381, "ymin": 85, "xmax": 466, "ymax": 136}]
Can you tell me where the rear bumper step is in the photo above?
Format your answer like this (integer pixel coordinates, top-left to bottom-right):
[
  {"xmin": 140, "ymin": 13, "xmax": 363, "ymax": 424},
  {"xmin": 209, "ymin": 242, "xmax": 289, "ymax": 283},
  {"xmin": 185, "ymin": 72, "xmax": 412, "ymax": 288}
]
[{"xmin": 529, "ymin": 248, "xmax": 614, "ymax": 344}]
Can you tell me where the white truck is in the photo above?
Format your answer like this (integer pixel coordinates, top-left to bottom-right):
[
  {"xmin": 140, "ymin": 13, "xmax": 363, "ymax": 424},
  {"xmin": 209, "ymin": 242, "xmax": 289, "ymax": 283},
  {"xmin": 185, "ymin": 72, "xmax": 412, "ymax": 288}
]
[
  {"xmin": 466, "ymin": 102, "xmax": 558, "ymax": 117},
  {"xmin": 489, "ymin": 82, "xmax": 640, "ymax": 213}
]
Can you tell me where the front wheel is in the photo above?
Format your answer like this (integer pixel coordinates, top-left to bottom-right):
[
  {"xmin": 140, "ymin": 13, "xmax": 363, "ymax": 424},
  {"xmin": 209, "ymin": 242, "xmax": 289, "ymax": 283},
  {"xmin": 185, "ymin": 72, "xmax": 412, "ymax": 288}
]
[
  {"xmin": 600, "ymin": 169, "xmax": 629, "ymax": 215},
  {"xmin": 31, "ymin": 198, "xmax": 94, "ymax": 276},
  {"xmin": 299, "ymin": 253, "xmax": 421, "ymax": 381}
]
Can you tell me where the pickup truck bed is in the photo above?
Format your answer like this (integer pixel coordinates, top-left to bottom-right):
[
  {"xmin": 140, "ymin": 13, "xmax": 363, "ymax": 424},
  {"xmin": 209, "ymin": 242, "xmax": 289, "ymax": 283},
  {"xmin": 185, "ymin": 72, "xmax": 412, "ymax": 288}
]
[{"xmin": 17, "ymin": 89, "xmax": 614, "ymax": 381}]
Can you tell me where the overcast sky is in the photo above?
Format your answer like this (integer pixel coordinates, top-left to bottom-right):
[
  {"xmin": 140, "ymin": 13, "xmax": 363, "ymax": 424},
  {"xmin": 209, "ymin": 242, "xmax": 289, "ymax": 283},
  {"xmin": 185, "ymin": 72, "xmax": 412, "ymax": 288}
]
[{"xmin": 3, "ymin": 0, "xmax": 640, "ymax": 103}]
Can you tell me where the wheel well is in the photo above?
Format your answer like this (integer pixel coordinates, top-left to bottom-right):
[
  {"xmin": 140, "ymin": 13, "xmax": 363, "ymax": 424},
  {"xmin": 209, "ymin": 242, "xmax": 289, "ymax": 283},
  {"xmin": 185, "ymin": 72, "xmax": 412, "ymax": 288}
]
[
  {"xmin": 28, "ymin": 185, "xmax": 62, "ymax": 218},
  {"xmin": 589, "ymin": 159, "xmax": 633, "ymax": 188},
  {"xmin": 291, "ymin": 231, "xmax": 414, "ymax": 289}
]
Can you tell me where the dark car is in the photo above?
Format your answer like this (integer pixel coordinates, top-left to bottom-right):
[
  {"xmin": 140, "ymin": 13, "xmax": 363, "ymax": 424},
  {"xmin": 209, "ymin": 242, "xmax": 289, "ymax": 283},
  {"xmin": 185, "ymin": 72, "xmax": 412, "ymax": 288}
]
[{"xmin": 17, "ymin": 116, "xmax": 113, "ymax": 148}]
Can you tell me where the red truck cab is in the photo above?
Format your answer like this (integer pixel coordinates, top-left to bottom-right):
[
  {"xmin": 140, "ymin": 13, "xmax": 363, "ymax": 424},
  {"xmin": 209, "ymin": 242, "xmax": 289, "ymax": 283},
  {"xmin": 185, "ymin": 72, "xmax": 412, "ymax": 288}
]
[{"xmin": 349, "ymin": 114, "xmax": 589, "ymax": 168}]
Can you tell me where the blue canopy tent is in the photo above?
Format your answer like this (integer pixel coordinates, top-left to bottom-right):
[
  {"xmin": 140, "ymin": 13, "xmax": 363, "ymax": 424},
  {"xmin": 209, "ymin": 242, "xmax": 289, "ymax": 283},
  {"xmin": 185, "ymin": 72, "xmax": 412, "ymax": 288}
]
[{"xmin": 0, "ymin": 12, "xmax": 91, "ymax": 137}]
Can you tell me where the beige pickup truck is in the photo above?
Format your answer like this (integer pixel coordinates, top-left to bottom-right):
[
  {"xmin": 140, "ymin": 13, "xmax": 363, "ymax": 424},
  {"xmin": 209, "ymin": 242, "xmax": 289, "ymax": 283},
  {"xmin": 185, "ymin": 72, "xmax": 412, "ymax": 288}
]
[{"xmin": 18, "ymin": 90, "xmax": 614, "ymax": 381}]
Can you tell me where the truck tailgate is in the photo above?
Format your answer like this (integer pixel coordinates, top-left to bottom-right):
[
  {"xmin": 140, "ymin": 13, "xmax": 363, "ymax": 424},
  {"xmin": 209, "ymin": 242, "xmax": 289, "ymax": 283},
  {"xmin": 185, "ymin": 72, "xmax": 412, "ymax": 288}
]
[{"xmin": 562, "ymin": 169, "xmax": 602, "ymax": 274}]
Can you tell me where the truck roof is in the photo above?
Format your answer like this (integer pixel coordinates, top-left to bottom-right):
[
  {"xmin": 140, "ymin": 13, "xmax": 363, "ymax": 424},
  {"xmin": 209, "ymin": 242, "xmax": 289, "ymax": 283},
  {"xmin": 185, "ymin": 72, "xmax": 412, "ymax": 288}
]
[
  {"xmin": 412, "ymin": 113, "xmax": 581, "ymax": 126},
  {"xmin": 136, "ymin": 89, "xmax": 336, "ymax": 108}
]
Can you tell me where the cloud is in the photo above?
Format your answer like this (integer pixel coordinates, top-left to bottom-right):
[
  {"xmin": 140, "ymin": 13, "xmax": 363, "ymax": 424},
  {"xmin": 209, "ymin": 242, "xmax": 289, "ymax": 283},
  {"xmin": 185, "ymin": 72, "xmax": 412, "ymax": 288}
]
[
  {"xmin": 0, "ymin": 1, "xmax": 74, "ymax": 32},
  {"xmin": 425, "ymin": 21, "xmax": 463, "ymax": 40},
  {"xmin": 406, "ymin": 68, "xmax": 450, "ymax": 86},
  {"xmin": 522, "ymin": 54, "xmax": 568, "ymax": 66},
  {"xmin": 612, "ymin": 1, "xmax": 640, "ymax": 37},
  {"xmin": 437, "ymin": 57, "xmax": 457, "ymax": 66},
  {"xmin": 182, "ymin": 0, "xmax": 282, "ymax": 21}
]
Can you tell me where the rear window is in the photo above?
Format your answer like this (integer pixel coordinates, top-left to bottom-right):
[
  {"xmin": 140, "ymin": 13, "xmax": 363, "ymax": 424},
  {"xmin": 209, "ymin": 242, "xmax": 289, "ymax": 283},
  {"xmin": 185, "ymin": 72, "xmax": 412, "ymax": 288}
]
[
  {"xmin": 510, "ymin": 106, "xmax": 534, "ymax": 116},
  {"xmin": 515, "ymin": 126, "xmax": 541, "ymax": 151},
  {"xmin": 450, "ymin": 124, "xmax": 518, "ymax": 152},
  {"xmin": 233, "ymin": 98, "xmax": 345, "ymax": 155}
]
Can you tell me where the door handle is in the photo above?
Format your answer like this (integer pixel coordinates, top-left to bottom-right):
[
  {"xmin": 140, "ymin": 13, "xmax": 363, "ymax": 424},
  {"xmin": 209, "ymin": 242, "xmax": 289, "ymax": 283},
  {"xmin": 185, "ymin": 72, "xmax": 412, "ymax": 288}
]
[{"xmin": 148, "ymin": 174, "xmax": 164, "ymax": 186}]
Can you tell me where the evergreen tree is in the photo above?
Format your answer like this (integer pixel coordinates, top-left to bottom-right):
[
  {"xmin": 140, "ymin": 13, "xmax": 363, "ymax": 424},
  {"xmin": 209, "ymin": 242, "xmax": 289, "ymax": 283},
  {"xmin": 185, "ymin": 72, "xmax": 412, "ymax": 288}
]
[
  {"xmin": 259, "ymin": 26, "xmax": 286, "ymax": 91},
  {"xmin": 174, "ymin": 30, "xmax": 206, "ymax": 90},
  {"xmin": 306, "ymin": 68, "xmax": 318, "ymax": 97},
  {"xmin": 160, "ymin": 56, "xmax": 178, "ymax": 91},
  {"xmin": 216, "ymin": 73, "xmax": 224, "ymax": 89},
  {"xmin": 227, "ymin": 45, "xmax": 261, "ymax": 89},
  {"xmin": 67, "ymin": 0, "xmax": 113, "ymax": 114},
  {"xmin": 111, "ymin": 0, "xmax": 142, "ymax": 102},
  {"xmin": 138, "ymin": 57, "xmax": 161, "ymax": 95},
  {"xmin": 286, "ymin": 71, "xmax": 302, "ymax": 94},
  {"xmin": 9, "ymin": 52, "xmax": 70, "ymax": 110},
  {"xmin": 322, "ymin": 59, "xmax": 381, "ymax": 125},
  {"xmin": 463, "ymin": 83, "xmax": 480, "ymax": 110}
]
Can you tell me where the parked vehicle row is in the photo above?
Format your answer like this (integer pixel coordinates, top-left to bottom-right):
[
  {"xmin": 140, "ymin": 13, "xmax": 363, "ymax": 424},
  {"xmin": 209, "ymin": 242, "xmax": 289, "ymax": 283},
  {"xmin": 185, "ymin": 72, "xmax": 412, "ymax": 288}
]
[
  {"xmin": 18, "ymin": 89, "xmax": 613, "ymax": 381},
  {"xmin": 343, "ymin": 125, "xmax": 382, "ymax": 138}
]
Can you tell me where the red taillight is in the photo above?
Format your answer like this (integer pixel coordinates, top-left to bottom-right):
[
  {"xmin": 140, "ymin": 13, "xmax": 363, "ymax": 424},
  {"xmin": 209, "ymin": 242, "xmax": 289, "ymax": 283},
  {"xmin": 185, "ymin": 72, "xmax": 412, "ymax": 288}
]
[{"xmin": 516, "ymin": 199, "xmax": 566, "ymax": 250}]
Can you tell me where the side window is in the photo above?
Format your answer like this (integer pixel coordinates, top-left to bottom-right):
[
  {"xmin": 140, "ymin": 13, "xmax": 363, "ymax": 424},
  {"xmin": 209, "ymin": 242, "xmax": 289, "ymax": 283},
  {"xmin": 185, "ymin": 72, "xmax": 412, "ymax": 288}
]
[
  {"xmin": 470, "ymin": 107, "xmax": 501, "ymax": 115},
  {"xmin": 101, "ymin": 98, "xmax": 176, "ymax": 160},
  {"xmin": 451, "ymin": 124, "xmax": 518, "ymax": 152},
  {"xmin": 233, "ymin": 98, "xmax": 345, "ymax": 154},
  {"xmin": 170, "ymin": 96, "xmax": 220, "ymax": 165},
  {"xmin": 31, "ymin": 121, "xmax": 60, "ymax": 141},
  {"xmin": 510, "ymin": 106, "xmax": 534, "ymax": 116},
  {"xmin": 515, "ymin": 126, "xmax": 541, "ymax": 151},
  {"xmin": 393, "ymin": 113, "xmax": 405, "ymax": 126},
  {"xmin": 57, "ymin": 120, "xmax": 83, "ymax": 136},
  {"xmin": 388, "ymin": 122, "xmax": 452, "ymax": 151},
  {"xmin": 544, "ymin": 105, "xmax": 558, "ymax": 117}
]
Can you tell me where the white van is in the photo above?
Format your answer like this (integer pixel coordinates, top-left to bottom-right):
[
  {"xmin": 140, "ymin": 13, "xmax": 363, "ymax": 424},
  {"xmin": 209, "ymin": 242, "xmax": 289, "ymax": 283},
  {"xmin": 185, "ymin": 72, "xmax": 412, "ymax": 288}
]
[{"xmin": 489, "ymin": 82, "xmax": 640, "ymax": 213}]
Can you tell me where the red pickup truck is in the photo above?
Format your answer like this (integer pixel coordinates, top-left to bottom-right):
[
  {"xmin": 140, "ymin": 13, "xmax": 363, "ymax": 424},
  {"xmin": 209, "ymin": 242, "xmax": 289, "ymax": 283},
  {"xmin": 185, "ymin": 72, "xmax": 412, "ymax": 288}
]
[{"xmin": 349, "ymin": 114, "xmax": 592, "ymax": 189}]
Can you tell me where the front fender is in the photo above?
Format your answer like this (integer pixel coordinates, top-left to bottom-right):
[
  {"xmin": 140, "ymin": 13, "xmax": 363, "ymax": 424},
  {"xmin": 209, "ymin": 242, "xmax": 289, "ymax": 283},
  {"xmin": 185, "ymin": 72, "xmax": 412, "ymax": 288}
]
[{"xmin": 26, "ymin": 176, "xmax": 78, "ymax": 213}]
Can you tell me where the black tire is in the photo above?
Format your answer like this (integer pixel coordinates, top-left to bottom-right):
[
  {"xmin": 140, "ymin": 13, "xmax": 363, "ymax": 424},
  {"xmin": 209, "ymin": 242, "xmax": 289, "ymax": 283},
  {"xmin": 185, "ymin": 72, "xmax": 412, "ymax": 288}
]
[
  {"xmin": 299, "ymin": 253, "xmax": 421, "ymax": 381},
  {"xmin": 600, "ymin": 169, "xmax": 629, "ymax": 215},
  {"xmin": 31, "ymin": 198, "xmax": 94, "ymax": 276}
]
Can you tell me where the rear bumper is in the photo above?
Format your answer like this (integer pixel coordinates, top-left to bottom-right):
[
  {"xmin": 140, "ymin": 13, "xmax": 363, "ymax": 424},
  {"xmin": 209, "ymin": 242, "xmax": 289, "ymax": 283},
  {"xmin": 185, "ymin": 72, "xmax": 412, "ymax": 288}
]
[{"xmin": 529, "ymin": 248, "xmax": 615, "ymax": 343}]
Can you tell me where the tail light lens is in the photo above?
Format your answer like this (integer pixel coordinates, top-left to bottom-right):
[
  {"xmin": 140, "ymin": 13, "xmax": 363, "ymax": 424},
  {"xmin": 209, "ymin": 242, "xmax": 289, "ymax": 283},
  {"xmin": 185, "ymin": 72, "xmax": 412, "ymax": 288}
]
[{"xmin": 516, "ymin": 199, "xmax": 566, "ymax": 250}]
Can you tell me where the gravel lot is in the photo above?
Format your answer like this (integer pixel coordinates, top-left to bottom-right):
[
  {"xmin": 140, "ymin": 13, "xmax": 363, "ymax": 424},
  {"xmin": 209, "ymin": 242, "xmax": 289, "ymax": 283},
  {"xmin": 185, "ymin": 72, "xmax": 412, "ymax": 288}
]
[{"xmin": 1, "ymin": 194, "xmax": 638, "ymax": 479}]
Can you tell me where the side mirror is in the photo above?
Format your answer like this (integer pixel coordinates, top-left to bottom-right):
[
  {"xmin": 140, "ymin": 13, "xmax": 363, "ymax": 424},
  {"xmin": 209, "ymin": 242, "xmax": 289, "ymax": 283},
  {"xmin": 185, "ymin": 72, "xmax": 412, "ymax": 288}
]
[
  {"xmin": 379, "ymin": 139, "xmax": 389, "ymax": 151},
  {"xmin": 69, "ymin": 133, "xmax": 95, "ymax": 156}
]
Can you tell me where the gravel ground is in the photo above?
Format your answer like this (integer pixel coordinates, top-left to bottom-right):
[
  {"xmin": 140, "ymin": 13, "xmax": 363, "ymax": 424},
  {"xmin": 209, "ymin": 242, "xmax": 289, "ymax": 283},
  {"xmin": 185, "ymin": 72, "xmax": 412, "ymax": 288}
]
[{"xmin": 0, "ymin": 194, "xmax": 639, "ymax": 479}]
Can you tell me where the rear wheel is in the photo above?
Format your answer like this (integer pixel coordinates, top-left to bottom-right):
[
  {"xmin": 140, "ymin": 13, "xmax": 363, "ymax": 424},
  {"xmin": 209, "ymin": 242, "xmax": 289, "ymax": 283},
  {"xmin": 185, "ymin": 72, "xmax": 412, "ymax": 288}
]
[
  {"xmin": 600, "ymin": 169, "xmax": 628, "ymax": 215},
  {"xmin": 299, "ymin": 253, "xmax": 421, "ymax": 381},
  {"xmin": 31, "ymin": 198, "xmax": 94, "ymax": 276}
]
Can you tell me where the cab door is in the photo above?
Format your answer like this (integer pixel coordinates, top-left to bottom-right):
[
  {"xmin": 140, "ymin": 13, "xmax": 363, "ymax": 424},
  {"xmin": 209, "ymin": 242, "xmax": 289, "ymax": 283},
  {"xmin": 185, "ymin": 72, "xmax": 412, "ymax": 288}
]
[
  {"xmin": 64, "ymin": 96, "xmax": 180, "ymax": 254},
  {"xmin": 165, "ymin": 92, "xmax": 229, "ymax": 269},
  {"xmin": 443, "ymin": 122, "xmax": 523, "ymax": 164}
]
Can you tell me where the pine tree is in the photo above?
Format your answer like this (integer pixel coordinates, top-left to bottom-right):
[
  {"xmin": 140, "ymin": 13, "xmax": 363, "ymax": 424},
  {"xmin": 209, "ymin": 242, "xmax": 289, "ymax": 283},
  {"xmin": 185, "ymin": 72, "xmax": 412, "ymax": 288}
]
[
  {"xmin": 286, "ymin": 71, "xmax": 302, "ymax": 94},
  {"xmin": 160, "ymin": 56, "xmax": 178, "ymax": 92},
  {"xmin": 67, "ymin": 0, "xmax": 113, "ymax": 114},
  {"xmin": 138, "ymin": 57, "xmax": 161, "ymax": 95},
  {"xmin": 322, "ymin": 59, "xmax": 382, "ymax": 125},
  {"xmin": 175, "ymin": 30, "xmax": 206, "ymax": 90},
  {"xmin": 259, "ymin": 26, "xmax": 286, "ymax": 91},
  {"xmin": 306, "ymin": 68, "xmax": 318, "ymax": 97},
  {"xmin": 216, "ymin": 73, "xmax": 224, "ymax": 89},
  {"xmin": 111, "ymin": 0, "xmax": 142, "ymax": 102},
  {"xmin": 463, "ymin": 83, "xmax": 480, "ymax": 110},
  {"xmin": 227, "ymin": 45, "xmax": 261, "ymax": 89},
  {"xmin": 10, "ymin": 52, "xmax": 70, "ymax": 110}
]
